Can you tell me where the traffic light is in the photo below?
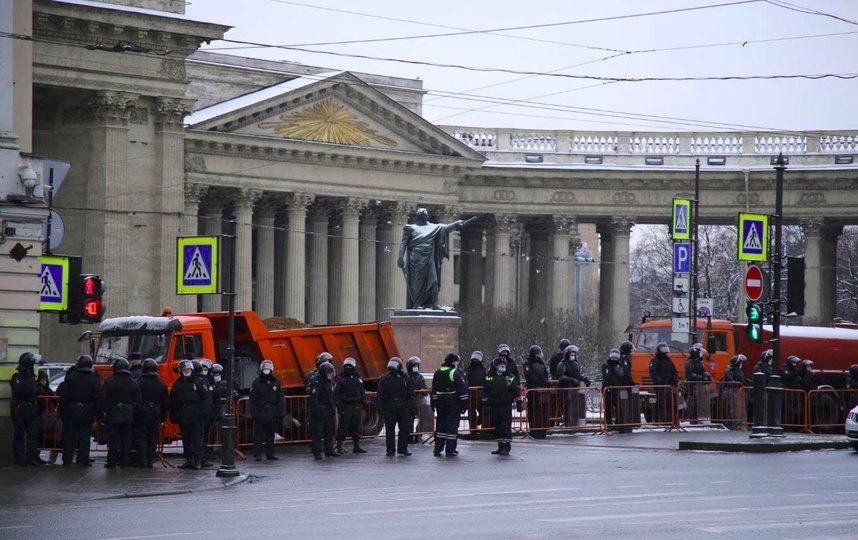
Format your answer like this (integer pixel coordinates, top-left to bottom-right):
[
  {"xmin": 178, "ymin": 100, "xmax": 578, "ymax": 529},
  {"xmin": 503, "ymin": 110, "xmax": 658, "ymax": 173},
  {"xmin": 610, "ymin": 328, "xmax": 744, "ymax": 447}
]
[
  {"xmin": 745, "ymin": 301, "xmax": 763, "ymax": 343},
  {"xmin": 78, "ymin": 274, "xmax": 105, "ymax": 323}
]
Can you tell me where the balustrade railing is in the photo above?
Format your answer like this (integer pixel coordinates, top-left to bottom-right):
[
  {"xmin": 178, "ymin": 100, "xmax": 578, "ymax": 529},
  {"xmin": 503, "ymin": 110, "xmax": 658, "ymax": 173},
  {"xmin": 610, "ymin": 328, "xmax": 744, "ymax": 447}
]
[{"xmin": 442, "ymin": 126, "xmax": 858, "ymax": 158}]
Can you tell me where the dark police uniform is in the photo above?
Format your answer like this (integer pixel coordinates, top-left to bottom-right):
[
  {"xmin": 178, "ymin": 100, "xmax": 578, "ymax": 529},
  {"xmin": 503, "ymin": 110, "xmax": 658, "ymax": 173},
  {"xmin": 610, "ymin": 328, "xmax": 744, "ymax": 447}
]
[
  {"xmin": 10, "ymin": 360, "xmax": 41, "ymax": 466},
  {"xmin": 335, "ymin": 368, "xmax": 367, "ymax": 453},
  {"xmin": 431, "ymin": 359, "xmax": 469, "ymax": 457},
  {"xmin": 308, "ymin": 368, "xmax": 336, "ymax": 459},
  {"xmin": 169, "ymin": 371, "xmax": 209, "ymax": 469},
  {"xmin": 136, "ymin": 369, "xmax": 168, "ymax": 468},
  {"xmin": 249, "ymin": 371, "xmax": 285, "ymax": 460},
  {"xmin": 483, "ymin": 368, "xmax": 520, "ymax": 455},
  {"xmin": 58, "ymin": 365, "xmax": 103, "ymax": 466},
  {"xmin": 103, "ymin": 368, "xmax": 142, "ymax": 468},
  {"xmin": 377, "ymin": 367, "xmax": 416, "ymax": 456},
  {"xmin": 648, "ymin": 352, "xmax": 678, "ymax": 424},
  {"xmin": 523, "ymin": 355, "xmax": 550, "ymax": 438}
]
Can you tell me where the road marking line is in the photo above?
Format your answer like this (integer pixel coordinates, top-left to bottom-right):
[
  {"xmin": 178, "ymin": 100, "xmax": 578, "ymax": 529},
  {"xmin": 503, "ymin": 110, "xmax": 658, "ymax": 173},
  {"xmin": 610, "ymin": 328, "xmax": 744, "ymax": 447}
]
[
  {"xmin": 709, "ymin": 480, "xmax": 731, "ymax": 484},
  {"xmin": 0, "ymin": 526, "xmax": 33, "ymax": 530},
  {"xmin": 698, "ymin": 516, "xmax": 858, "ymax": 533},
  {"xmin": 331, "ymin": 492, "xmax": 700, "ymax": 516},
  {"xmin": 94, "ymin": 532, "xmax": 209, "ymax": 540}
]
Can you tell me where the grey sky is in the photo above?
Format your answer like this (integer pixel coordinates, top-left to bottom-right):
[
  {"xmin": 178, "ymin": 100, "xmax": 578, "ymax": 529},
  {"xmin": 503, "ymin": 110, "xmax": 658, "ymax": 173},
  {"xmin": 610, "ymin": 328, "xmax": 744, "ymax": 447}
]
[{"xmin": 188, "ymin": 0, "xmax": 858, "ymax": 133}]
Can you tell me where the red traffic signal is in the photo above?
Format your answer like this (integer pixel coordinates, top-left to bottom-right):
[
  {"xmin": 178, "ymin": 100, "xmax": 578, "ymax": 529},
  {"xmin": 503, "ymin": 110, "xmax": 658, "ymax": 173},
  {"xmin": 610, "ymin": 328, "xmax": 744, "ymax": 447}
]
[{"xmin": 78, "ymin": 274, "xmax": 105, "ymax": 323}]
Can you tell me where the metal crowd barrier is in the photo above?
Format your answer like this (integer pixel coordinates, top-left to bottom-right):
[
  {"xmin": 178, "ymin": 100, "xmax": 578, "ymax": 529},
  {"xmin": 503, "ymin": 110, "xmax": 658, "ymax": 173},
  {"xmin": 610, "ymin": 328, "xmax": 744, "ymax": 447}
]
[
  {"xmin": 680, "ymin": 381, "xmax": 748, "ymax": 429},
  {"xmin": 807, "ymin": 388, "xmax": 858, "ymax": 434},
  {"xmin": 523, "ymin": 386, "xmax": 604, "ymax": 436},
  {"xmin": 602, "ymin": 385, "xmax": 675, "ymax": 431}
]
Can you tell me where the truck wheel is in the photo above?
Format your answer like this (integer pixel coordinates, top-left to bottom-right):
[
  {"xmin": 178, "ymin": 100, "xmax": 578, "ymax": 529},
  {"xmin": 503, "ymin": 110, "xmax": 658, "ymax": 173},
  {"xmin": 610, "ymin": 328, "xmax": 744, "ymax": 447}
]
[
  {"xmin": 362, "ymin": 405, "xmax": 384, "ymax": 436},
  {"xmin": 810, "ymin": 393, "xmax": 841, "ymax": 434},
  {"xmin": 852, "ymin": 442, "xmax": 858, "ymax": 453}
]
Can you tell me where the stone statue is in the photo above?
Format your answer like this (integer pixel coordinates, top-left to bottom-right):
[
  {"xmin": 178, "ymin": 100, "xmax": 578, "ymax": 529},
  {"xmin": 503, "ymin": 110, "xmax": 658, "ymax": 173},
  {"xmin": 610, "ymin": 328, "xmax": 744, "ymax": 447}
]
[{"xmin": 397, "ymin": 208, "xmax": 474, "ymax": 310}]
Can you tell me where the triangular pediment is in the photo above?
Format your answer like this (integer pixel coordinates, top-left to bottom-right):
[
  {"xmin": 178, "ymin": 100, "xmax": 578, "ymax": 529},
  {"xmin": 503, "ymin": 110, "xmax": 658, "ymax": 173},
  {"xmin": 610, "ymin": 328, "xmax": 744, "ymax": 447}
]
[{"xmin": 186, "ymin": 72, "xmax": 483, "ymax": 160}]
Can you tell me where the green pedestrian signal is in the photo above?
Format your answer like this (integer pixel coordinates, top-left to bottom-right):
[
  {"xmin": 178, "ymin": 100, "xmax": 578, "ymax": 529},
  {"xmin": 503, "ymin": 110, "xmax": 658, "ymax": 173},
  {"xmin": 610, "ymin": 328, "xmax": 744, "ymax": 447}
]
[{"xmin": 746, "ymin": 302, "xmax": 763, "ymax": 343}]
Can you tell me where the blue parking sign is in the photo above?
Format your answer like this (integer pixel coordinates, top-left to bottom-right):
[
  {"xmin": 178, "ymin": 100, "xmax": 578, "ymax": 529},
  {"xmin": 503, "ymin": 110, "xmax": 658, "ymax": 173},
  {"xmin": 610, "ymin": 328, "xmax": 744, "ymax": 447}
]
[{"xmin": 673, "ymin": 242, "xmax": 691, "ymax": 274}]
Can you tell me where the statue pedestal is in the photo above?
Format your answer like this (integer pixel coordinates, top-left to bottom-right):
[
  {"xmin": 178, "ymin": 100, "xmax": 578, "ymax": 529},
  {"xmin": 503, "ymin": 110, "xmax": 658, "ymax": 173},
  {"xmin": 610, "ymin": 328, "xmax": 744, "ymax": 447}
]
[{"xmin": 390, "ymin": 310, "xmax": 461, "ymax": 374}]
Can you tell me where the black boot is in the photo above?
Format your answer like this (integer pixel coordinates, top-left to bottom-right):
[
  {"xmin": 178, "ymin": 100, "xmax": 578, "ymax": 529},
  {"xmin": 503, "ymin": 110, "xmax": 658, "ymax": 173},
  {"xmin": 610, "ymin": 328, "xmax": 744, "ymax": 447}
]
[
  {"xmin": 352, "ymin": 440, "xmax": 367, "ymax": 454},
  {"xmin": 433, "ymin": 437, "xmax": 445, "ymax": 457},
  {"xmin": 491, "ymin": 443, "xmax": 503, "ymax": 455},
  {"xmin": 335, "ymin": 443, "xmax": 347, "ymax": 456},
  {"xmin": 499, "ymin": 443, "xmax": 511, "ymax": 456}
]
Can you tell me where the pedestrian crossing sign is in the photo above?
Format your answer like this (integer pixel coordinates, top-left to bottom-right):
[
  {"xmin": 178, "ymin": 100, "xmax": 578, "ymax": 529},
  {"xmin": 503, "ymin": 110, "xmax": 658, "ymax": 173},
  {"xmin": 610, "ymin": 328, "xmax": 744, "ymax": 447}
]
[
  {"xmin": 738, "ymin": 213, "xmax": 768, "ymax": 261},
  {"xmin": 672, "ymin": 198, "xmax": 691, "ymax": 240},
  {"xmin": 38, "ymin": 255, "xmax": 70, "ymax": 311},
  {"xmin": 177, "ymin": 236, "xmax": 219, "ymax": 294}
]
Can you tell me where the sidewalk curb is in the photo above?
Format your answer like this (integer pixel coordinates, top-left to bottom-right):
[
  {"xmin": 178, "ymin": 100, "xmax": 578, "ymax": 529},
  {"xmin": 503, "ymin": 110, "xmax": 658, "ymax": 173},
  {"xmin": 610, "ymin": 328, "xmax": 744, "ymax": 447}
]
[
  {"xmin": 97, "ymin": 473, "xmax": 251, "ymax": 500},
  {"xmin": 678, "ymin": 440, "xmax": 851, "ymax": 453}
]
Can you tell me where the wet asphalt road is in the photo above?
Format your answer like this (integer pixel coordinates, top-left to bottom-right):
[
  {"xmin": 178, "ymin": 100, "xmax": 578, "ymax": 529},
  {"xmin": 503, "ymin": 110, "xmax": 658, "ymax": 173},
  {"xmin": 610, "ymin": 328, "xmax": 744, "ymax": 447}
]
[{"xmin": 1, "ymin": 434, "xmax": 857, "ymax": 540}]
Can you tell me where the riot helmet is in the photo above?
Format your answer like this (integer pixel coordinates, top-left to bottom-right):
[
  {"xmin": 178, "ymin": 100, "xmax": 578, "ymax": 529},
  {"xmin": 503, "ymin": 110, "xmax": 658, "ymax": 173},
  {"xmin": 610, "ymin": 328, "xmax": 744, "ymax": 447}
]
[
  {"xmin": 559, "ymin": 338, "xmax": 571, "ymax": 350},
  {"xmin": 192, "ymin": 360, "xmax": 202, "ymax": 376},
  {"xmin": 469, "ymin": 351, "xmax": 484, "ymax": 364},
  {"xmin": 18, "ymin": 352, "xmax": 40, "ymax": 370},
  {"xmin": 801, "ymin": 358, "xmax": 814, "ymax": 369},
  {"xmin": 260, "ymin": 359, "xmax": 274, "ymax": 375},
  {"xmin": 564, "ymin": 344, "xmax": 579, "ymax": 359},
  {"xmin": 619, "ymin": 341, "xmax": 635, "ymax": 355},
  {"xmin": 113, "ymin": 357, "xmax": 130, "ymax": 373},
  {"xmin": 343, "ymin": 357, "xmax": 357, "ymax": 370},
  {"xmin": 786, "ymin": 355, "xmax": 801, "ymax": 368},
  {"xmin": 316, "ymin": 352, "xmax": 334, "ymax": 368},
  {"xmin": 608, "ymin": 349, "xmax": 621, "ymax": 362},
  {"xmin": 444, "ymin": 353, "xmax": 461, "ymax": 367},
  {"xmin": 493, "ymin": 355, "xmax": 508, "ymax": 374},
  {"xmin": 179, "ymin": 359, "xmax": 194, "ymax": 377},
  {"xmin": 77, "ymin": 354, "xmax": 94, "ymax": 372},
  {"xmin": 528, "ymin": 345, "xmax": 544, "ymax": 361},
  {"xmin": 142, "ymin": 358, "xmax": 157, "ymax": 373},
  {"xmin": 656, "ymin": 342, "xmax": 670, "ymax": 355},
  {"xmin": 850, "ymin": 364, "xmax": 858, "ymax": 378},
  {"xmin": 211, "ymin": 363, "xmax": 224, "ymax": 375},
  {"xmin": 497, "ymin": 344, "xmax": 511, "ymax": 357},
  {"xmin": 200, "ymin": 359, "xmax": 212, "ymax": 376},
  {"xmin": 406, "ymin": 356, "xmax": 421, "ymax": 372},
  {"xmin": 387, "ymin": 357, "xmax": 402, "ymax": 372},
  {"xmin": 761, "ymin": 349, "xmax": 774, "ymax": 364}
]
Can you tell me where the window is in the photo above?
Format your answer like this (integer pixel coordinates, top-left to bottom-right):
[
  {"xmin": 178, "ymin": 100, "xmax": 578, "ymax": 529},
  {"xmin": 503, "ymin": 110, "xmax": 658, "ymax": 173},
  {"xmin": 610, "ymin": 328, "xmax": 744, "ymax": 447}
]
[
  {"xmin": 173, "ymin": 334, "xmax": 204, "ymax": 360},
  {"xmin": 706, "ymin": 332, "xmax": 728, "ymax": 353}
]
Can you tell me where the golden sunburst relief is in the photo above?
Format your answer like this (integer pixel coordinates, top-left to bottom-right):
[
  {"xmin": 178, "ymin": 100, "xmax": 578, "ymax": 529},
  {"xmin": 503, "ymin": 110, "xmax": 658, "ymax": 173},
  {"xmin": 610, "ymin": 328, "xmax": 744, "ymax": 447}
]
[{"xmin": 258, "ymin": 99, "xmax": 398, "ymax": 148}]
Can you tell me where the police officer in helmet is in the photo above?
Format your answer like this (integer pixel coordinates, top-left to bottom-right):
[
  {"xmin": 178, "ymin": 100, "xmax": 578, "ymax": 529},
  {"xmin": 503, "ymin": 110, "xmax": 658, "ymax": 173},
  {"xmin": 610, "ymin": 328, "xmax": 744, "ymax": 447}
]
[
  {"xmin": 431, "ymin": 353, "xmax": 469, "ymax": 457},
  {"xmin": 334, "ymin": 357, "xmax": 367, "ymax": 455},
  {"xmin": 135, "ymin": 358, "xmax": 168, "ymax": 468},
  {"xmin": 9, "ymin": 352, "xmax": 43, "ymax": 466},
  {"xmin": 377, "ymin": 357, "xmax": 416, "ymax": 457},
  {"xmin": 648, "ymin": 342, "xmax": 678, "ymax": 424},
  {"xmin": 58, "ymin": 354, "xmax": 103, "ymax": 467},
  {"xmin": 102, "ymin": 358, "xmax": 142, "ymax": 468},
  {"xmin": 169, "ymin": 359, "xmax": 209, "ymax": 469},
  {"xmin": 523, "ymin": 345, "xmax": 550, "ymax": 438},
  {"xmin": 482, "ymin": 356, "xmax": 522, "ymax": 455},
  {"xmin": 250, "ymin": 360, "xmax": 285, "ymax": 461},
  {"xmin": 308, "ymin": 361, "xmax": 337, "ymax": 459}
]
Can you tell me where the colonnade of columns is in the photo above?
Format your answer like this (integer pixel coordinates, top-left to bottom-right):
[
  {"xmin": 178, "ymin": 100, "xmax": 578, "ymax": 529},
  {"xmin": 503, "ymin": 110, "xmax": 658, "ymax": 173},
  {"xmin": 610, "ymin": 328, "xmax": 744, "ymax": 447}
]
[{"xmin": 185, "ymin": 185, "xmax": 845, "ymax": 336}]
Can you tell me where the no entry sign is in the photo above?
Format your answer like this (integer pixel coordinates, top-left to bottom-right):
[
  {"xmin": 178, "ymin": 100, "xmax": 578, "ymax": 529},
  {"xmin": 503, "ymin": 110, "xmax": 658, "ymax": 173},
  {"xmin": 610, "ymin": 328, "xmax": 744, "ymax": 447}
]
[{"xmin": 744, "ymin": 265, "xmax": 764, "ymax": 301}]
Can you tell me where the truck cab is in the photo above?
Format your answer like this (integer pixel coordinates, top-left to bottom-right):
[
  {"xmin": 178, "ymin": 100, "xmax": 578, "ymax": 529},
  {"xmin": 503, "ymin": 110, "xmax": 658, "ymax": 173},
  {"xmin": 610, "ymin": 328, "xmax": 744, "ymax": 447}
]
[{"xmin": 631, "ymin": 318, "xmax": 738, "ymax": 384}]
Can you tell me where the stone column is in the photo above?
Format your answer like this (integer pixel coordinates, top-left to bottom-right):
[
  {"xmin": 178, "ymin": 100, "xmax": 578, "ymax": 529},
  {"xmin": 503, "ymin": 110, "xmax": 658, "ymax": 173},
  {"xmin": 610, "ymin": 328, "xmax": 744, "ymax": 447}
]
[
  {"xmin": 307, "ymin": 204, "xmax": 330, "ymax": 325},
  {"xmin": 199, "ymin": 196, "xmax": 223, "ymax": 313},
  {"xmin": 84, "ymin": 91, "xmax": 134, "ymax": 316},
  {"xmin": 385, "ymin": 202, "xmax": 410, "ymax": 314},
  {"xmin": 337, "ymin": 198, "xmax": 366, "ymax": 324},
  {"xmin": 284, "ymin": 193, "xmax": 314, "ymax": 322},
  {"xmin": 512, "ymin": 226, "xmax": 529, "ymax": 309},
  {"xmin": 375, "ymin": 221, "xmax": 392, "ymax": 321},
  {"xmin": 492, "ymin": 215, "xmax": 517, "ymax": 308},
  {"xmin": 598, "ymin": 223, "xmax": 614, "ymax": 330},
  {"xmin": 327, "ymin": 215, "xmax": 343, "ymax": 324},
  {"xmin": 155, "ymin": 97, "xmax": 194, "ymax": 313},
  {"xmin": 437, "ymin": 206, "xmax": 460, "ymax": 308},
  {"xmin": 359, "ymin": 208, "xmax": 378, "ymax": 322},
  {"xmin": 551, "ymin": 216, "xmax": 576, "ymax": 313},
  {"xmin": 803, "ymin": 219, "xmax": 842, "ymax": 323},
  {"xmin": 529, "ymin": 225, "xmax": 550, "ymax": 311},
  {"xmin": 233, "ymin": 188, "xmax": 261, "ymax": 311},
  {"xmin": 273, "ymin": 206, "xmax": 287, "ymax": 317},
  {"xmin": 484, "ymin": 226, "xmax": 496, "ymax": 306},
  {"xmin": 609, "ymin": 218, "xmax": 634, "ymax": 340},
  {"xmin": 460, "ymin": 223, "xmax": 484, "ymax": 310},
  {"xmin": 179, "ymin": 184, "xmax": 207, "ymax": 313},
  {"xmin": 254, "ymin": 201, "xmax": 276, "ymax": 319}
]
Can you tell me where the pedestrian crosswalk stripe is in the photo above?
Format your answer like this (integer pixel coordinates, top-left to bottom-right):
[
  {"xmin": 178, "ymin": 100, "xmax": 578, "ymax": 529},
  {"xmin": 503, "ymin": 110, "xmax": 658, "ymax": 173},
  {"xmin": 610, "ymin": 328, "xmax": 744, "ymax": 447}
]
[{"xmin": 184, "ymin": 247, "xmax": 211, "ymax": 280}]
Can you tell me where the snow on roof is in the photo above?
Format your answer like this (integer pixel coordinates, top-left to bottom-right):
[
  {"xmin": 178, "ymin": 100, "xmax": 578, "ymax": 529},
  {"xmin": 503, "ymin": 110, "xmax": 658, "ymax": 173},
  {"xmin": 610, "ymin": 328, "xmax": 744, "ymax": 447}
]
[
  {"xmin": 481, "ymin": 160, "xmax": 858, "ymax": 173},
  {"xmin": 53, "ymin": 0, "xmax": 194, "ymax": 21},
  {"xmin": 185, "ymin": 71, "xmax": 343, "ymax": 127}
]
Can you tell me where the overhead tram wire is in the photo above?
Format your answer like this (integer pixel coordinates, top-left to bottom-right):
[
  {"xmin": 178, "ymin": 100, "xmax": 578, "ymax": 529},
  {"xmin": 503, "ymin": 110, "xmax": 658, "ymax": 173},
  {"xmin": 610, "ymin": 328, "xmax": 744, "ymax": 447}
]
[
  {"xmin": 764, "ymin": 0, "xmax": 858, "ymax": 27},
  {"xmin": 212, "ymin": 0, "xmax": 763, "ymax": 51}
]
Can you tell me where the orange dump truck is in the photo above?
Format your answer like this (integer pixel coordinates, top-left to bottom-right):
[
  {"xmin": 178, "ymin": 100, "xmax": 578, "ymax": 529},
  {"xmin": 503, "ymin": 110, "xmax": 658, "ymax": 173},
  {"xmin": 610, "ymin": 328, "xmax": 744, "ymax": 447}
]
[
  {"xmin": 84, "ymin": 310, "xmax": 399, "ymax": 439},
  {"xmin": 630, "ymin": 318, "xmax": 858, "ymax": 386}
]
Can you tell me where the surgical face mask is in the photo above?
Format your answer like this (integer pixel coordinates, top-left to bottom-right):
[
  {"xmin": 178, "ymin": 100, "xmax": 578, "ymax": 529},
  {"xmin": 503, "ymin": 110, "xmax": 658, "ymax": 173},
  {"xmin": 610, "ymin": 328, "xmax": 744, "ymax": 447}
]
[
  {"xmin": 412, "ymin": 366, "xmax": 419, "ymax": 373},
  {"xmin": 452, "ymin": 361, "xmax": 460, "ymax": 369},
  {"xmin": 182, "ymin": 369, "xmax": 193, "ymax": 377},
  {"xmin": 327, "ymin": 373, "xmax": 335, "ymax": 380},
  {"xmin": 497, "ymin": 366, "xmax": 506, "ymax": 374},
  {"xmin": 201, "ymin": 368, "xmax": 209, "ymax": 376},
  {"xmin": 213, "ymin": 375, "xmax": 222, "ymax": 383},
  {"xmin": 262, "ymin": 368, "xmax": 272, "ymax": 375}
]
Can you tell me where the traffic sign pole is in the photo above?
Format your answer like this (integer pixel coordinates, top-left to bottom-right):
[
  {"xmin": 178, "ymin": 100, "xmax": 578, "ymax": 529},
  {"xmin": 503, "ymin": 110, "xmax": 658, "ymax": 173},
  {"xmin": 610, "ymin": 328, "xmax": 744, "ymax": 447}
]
[{"xmin": 692, "ymin": 159, "xmax": 700, "ymax": 343}]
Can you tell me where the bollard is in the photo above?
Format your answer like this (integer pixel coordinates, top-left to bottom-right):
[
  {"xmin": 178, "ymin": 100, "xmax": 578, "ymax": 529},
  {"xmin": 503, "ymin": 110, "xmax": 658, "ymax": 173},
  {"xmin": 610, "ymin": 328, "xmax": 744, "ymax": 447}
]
[
  {"xmin": 750, "ymin": 372, "xmax": 768, "ymax": 438},
  {"xmin": 766, "ymin": 374, "xmax": 785, "ymax": 437}
]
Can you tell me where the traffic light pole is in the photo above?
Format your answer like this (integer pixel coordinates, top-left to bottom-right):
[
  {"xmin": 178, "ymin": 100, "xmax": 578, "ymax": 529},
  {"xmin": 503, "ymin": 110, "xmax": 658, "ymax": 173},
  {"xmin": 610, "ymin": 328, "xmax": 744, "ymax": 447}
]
[
  {"xmin": 771, "ymin": 154, "xmax": 785, "ymax": 373},
  {"xmin": 691, "ymin": 159, "xmax": 700, "ymax": 343},
  {"xmin": 217, "ymin": 217, "xmax": 240, "ymax": 478}
]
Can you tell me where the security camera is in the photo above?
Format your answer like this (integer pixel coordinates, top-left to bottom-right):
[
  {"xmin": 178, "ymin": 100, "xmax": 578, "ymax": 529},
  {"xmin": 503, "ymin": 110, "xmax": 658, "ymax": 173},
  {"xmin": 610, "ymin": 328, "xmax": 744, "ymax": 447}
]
[{"xmin": 18, "ymin": 164, "xmax": 41, "ymax": 198}]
